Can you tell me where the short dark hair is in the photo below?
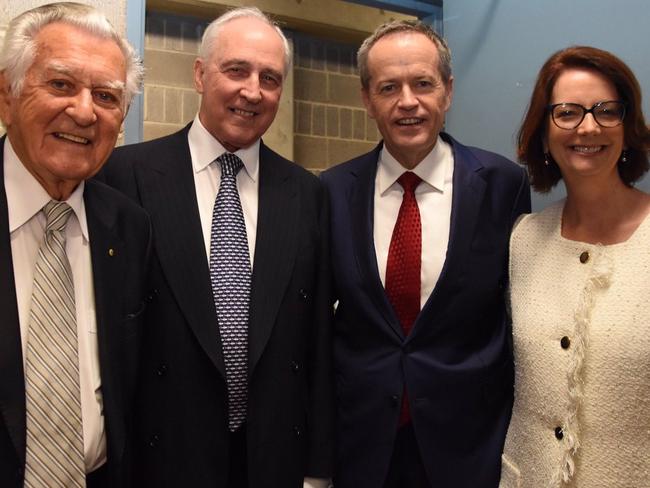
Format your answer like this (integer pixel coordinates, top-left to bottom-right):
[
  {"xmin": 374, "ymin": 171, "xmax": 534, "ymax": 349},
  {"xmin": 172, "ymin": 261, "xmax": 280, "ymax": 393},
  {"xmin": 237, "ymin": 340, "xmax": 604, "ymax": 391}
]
[{"xmin": 518, "ymin": 45, "xmax": 650, "ymax": 192}]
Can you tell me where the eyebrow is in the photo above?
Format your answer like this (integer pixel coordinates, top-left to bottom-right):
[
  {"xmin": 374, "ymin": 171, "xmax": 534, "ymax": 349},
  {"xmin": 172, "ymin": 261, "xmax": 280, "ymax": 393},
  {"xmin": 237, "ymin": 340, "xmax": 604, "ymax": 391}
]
[
  {"xmin": 44, "ymin": 61, "xmax": 125, "ymax": 92},
  {"xmin": 44, "ymin": 61, "xmax": 73, "ymax": 76},
  {"xmin": 103, "ymin": 79, "xmax": 126, "ymax": 92},
  {"xmin": 221, "ymin": 59, "xmax": 284, "ymax": 81},
  {"xmin": 220, "ymin": 59, "xmax": 251, "ymax": 69},
  {"xmin": 263, "ymin": 68, "xmax": 284, "ymax": 81}
]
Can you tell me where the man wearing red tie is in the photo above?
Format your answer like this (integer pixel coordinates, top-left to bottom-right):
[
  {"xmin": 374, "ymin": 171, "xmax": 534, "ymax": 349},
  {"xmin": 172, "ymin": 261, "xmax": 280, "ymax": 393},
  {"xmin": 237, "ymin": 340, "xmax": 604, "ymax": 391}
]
[{"xmin": 320, "ymin": 20, "xmax": 530, "ymax": 488}]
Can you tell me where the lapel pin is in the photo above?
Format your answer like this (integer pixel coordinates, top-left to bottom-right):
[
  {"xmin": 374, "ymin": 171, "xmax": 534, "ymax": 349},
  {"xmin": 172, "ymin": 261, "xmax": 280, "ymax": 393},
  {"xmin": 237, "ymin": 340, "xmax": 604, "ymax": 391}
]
[{"xmin": 108, "ymin": 248, "xmax": 115, "ymax": 257}]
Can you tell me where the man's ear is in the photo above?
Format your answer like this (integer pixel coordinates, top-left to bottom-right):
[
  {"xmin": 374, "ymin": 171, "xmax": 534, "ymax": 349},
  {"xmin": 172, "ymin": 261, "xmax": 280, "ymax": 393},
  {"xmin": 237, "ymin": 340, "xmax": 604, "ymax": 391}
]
[
  {"xmin": 193, "ymin": 58, "xmax": 205, "ymax": 94},
  {"xmin": 362, "ymin": 87, "xmax": 374, "ymax": 119},
  {"xmin": 122, "ymin": 100, "xmax": 131, "ymax": 120},
  {"xmin": 443, "ymin": 75, "xmax": 454, "ymax": 112},
  {"xmin": 0, "ymin": 71, "xmax": 14, "ymax": 127}
]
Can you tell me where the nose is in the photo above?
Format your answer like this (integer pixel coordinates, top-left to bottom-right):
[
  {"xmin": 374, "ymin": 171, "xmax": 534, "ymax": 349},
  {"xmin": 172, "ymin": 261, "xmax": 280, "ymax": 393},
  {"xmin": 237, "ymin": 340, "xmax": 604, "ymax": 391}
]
[
  {"xmin": 65, "ymin": 89, "xmax": 97, "ymax": 126},
  {"xmin": 240, "ymin": 75, "xmax": 262, "ymax": 104},
  {"xmin": 397, "ymin": 85, "xmax": 417, "ymax": 110},
  {"xmin": 577, "ymin": 112, "xmax": 601, "ymax": 135}
]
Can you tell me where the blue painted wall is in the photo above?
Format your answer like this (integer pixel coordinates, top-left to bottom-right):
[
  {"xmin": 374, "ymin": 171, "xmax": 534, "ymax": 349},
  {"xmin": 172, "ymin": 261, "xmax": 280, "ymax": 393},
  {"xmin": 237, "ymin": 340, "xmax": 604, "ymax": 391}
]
[{"xmin": 443, "ymin": 0, "xmax": 650, "ymax": 210}]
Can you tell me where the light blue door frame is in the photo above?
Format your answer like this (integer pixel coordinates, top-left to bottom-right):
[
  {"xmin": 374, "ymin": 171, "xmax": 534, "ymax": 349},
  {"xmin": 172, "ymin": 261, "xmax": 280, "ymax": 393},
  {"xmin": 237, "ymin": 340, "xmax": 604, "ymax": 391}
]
[{"xmin": 123, "ymin": 0, "xmax": 146, "ymax": 144}]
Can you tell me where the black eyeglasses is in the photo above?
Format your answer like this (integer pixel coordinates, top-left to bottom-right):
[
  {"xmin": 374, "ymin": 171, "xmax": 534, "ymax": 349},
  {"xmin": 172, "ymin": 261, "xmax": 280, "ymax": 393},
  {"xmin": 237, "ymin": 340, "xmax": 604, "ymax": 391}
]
[{"xmin": 548, "ymin": 100, "xmax": 626, "ymax": 130}]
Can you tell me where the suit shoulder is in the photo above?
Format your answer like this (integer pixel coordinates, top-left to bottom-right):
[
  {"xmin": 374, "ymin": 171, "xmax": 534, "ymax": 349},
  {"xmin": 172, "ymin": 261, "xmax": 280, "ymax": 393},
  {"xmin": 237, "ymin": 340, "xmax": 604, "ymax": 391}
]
[
  {"xmin": 109, "ymin": 126, "xmax": 189, "ymax": 161},
  {"xmin": 262, "ymin": 144, "xmax": 321, "ymax": 187},
  {"xmin": 320, "ymin": 145, "xmax": 380, "ymax": 184},
  {"xmin": 108, "ymin": 127, "xmax": 188, "ymax": 164},
  {"xmin": 99, "ymin": 126, "xmax": 190, "ymax": 193},
  {"xmin": 85, "ymin": 179, "xmax": 149, "ymax": 224},
  {"xmin": 467, "ymin": 145, "xmax": 520, "ymax": 170},
  {"xmin": 449, "ymin": 136, "xmax": 524, "ymax": 177}
]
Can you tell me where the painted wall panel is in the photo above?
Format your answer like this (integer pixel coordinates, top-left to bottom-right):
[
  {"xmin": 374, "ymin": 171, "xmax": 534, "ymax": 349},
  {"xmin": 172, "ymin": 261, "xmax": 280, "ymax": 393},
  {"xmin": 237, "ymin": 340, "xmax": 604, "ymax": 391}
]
[{"xmin": 444, "ymin": 0, "xmax": 650, "ymax": 209}]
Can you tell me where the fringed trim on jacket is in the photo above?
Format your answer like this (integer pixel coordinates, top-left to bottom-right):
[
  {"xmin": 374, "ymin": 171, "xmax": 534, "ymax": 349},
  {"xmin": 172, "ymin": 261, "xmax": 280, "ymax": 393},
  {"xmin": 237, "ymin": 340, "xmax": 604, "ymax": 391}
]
[{"xmin": 549, "ymin": 245, "xmax": 612, "ymax": 487}]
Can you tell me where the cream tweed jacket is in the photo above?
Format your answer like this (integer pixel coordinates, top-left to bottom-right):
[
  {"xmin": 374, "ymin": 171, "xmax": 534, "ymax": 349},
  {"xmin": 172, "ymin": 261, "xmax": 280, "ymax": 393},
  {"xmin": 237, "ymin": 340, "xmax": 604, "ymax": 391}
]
[{"xmin": 500, "ymin": 201, "xmax": 650, "ymax": 488}]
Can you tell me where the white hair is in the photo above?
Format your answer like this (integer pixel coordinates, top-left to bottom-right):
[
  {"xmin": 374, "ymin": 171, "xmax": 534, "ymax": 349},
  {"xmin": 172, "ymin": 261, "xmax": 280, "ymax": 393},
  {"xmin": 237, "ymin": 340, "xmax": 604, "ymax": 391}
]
[
  {"xmin": 0, "ymin": 2, "xmax": 144, "ymax": 108},
  {"xmin": 199, "ymin": 6, "xmax": 292, "ymax": 75}
]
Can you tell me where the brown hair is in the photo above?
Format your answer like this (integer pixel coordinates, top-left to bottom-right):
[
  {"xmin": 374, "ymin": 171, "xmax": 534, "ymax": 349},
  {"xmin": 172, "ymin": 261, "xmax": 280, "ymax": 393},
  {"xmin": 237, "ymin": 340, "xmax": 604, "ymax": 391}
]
[{"xmin": 517, "ymin": 45, "xmax": 650, "ymax": 192}]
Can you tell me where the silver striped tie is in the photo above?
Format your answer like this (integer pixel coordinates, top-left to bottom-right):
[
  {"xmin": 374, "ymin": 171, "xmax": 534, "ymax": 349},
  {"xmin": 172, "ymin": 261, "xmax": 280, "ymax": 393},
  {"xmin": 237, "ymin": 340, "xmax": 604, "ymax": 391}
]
[{"xmin": 24, "ymin": 201, "xmax": 85, "ymax": 488}]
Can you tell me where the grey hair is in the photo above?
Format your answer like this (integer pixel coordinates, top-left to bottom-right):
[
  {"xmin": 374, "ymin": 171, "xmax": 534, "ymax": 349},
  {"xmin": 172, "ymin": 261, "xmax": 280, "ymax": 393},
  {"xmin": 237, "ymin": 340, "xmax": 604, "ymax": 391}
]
[
  {"xmin": 357, "ymin": 19, "xmax": 452, "ymax": 89},
  {"xmin": 0, "ymin": 2, "xmax": 144, "ymax": 108},
  {"xmin": 198, "ymin": 6, "xmax": 292, "ymax": 75}
]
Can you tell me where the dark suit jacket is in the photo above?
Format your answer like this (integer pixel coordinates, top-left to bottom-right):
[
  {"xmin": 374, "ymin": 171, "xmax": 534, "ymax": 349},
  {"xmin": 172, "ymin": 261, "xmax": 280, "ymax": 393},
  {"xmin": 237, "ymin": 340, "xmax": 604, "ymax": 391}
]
[
  {"xmin": 0, "ymin": 137, "xmax": 152, "ymax": 488},
  {"xmin": 320, "ymin": 133, "xmax": 531, "ymax": 488},
  {"xmin": 99, "ymin": 124, "xmax": 334, "ymax": 487}
]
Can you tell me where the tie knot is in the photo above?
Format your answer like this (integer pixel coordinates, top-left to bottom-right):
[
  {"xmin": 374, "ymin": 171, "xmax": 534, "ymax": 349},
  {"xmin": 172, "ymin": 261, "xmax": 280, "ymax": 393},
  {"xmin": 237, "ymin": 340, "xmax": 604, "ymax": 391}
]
[
  {"xmin": 217, "ymin": 153, "xmax": 244, "ymax": 177},
  {"xmin": 43, "ymin": 201, "xmax": 73, "ymax": 233},
  {"xmin": 397, "ymin": 172, "xmax": 421, "ymax": 194}
]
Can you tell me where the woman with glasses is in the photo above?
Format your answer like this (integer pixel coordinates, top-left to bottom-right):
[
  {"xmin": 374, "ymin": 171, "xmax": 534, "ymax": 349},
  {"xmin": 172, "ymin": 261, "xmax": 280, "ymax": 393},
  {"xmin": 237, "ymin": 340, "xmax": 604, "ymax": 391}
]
[{"xmin": 500, "ymin": 46, "xmax": 650, "ymax": 487}]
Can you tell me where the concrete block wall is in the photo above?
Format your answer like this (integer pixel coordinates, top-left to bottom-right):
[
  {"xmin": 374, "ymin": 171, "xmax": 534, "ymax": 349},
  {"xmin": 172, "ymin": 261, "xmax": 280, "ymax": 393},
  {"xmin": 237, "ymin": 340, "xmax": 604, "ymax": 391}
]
[
  {"xmin": 293, "ymin": 32, "xmax": 379, "ymax": 172},
  {"xmin": 143, "ymin": 11, "xmax": 205, "ymax": 141}
]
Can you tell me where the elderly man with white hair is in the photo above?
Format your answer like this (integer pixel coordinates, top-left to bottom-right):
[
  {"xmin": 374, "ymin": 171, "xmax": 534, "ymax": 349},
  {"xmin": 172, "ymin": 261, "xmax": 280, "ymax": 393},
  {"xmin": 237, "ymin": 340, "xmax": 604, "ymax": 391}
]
[
  {"xmin": 0, "ymin": 3, "xmax": 150, "ymax": 487},
  {"xmin": 100, "ymin": 6, "xmax": 334, "ymax": 488}
]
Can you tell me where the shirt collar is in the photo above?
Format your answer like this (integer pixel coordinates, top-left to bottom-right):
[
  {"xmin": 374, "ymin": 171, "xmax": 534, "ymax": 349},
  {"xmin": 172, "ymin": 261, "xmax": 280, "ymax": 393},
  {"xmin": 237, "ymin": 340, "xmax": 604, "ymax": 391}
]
[
  {"xmin": 4, "ymin": 136, "xmax": 87, "ymax": 239},
  {"xmin": 188, "ymin": 114, "xmax": 260, "ymax": 182},
  {"xmin": 377, "ymin": 136, "xmax": 453, "ymax": 196}
]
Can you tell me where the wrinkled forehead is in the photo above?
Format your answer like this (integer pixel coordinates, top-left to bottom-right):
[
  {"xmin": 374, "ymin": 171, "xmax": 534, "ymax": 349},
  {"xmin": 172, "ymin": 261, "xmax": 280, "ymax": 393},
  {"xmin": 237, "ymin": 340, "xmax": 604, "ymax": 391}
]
[
  {"xmin": 366, "ymin": 32, "xmax": 443, "ymax": 80},
  {"xmin": 33, "ymin": 22, "xmax": 125, "ymax": 66},
  {"xmin": 29, "ymin": 23, "xmax": 127, "ymax": 84},
  {"xmin": 369, "ymin": 31, "xmax": 439, "ymax": 57}
]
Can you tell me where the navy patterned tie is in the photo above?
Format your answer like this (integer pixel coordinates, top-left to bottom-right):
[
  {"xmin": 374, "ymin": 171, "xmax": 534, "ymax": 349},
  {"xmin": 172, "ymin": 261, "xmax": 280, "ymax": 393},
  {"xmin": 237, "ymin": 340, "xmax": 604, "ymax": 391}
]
[{"xmin": 209, "ymin": 153, "xmax": 251, "ymax": 432}]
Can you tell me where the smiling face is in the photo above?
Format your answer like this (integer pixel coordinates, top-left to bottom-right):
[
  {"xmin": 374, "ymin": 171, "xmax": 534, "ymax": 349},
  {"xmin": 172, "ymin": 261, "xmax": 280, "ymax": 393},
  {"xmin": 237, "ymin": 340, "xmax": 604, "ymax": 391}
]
[
  {"xmin": 362, "ymin": 32, "xmax": 453, "ymax": 169},
  {"xmin": 547, "ymin": 68, "xmax": 625, "ymax": 186},
  {"xmin": 193, "ymin": 16, "xmax": 285, "ymax": 152},
  {"xmin": 0, "ymin": 22, "xmax": 127, "ymax": 200}
]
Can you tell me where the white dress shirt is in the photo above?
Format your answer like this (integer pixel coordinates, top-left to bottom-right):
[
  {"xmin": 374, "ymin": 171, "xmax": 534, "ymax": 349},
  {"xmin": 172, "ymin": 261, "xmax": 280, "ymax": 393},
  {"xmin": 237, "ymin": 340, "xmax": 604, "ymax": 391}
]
[
  {"xmin": 4, "ymin": 138, "xmax": 106, "ymax": 472},
  {"xmin": 374, "ymin": 136, "xmax": 454, "ymax": 309},
  {"xmin": 188, "ymin": 115, "xmax": 259, "ymax": 266}
]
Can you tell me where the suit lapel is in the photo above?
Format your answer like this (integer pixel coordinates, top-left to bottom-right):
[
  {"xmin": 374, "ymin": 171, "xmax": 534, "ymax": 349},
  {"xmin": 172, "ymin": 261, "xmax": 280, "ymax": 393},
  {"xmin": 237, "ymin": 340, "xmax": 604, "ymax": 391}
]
[
  {"xmin": 349, "ymin": 145, "xmax": 404, "ymax": 340},
  {"xmin": 248, "ymin": 143, "xmax": 298, "ymax": 376},
  {"xmin": 135, "ymin": 129, "xmax": 226, "ymax": 377},
  {"xmin": 416, "ymin": 134, "xmax": 486, "ymax": 327},
  {"xmin": 84, "ymin": 184, "xmax": 128, "ymax": 469},
  {"xmin": 0, "ymin": 139, "xmax": 27, "ymax": 467}
]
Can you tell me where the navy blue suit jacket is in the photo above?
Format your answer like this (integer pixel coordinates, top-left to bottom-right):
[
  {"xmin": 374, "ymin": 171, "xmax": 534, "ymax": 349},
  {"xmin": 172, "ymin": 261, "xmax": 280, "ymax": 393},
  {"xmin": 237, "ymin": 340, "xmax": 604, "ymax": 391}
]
[{"xmin": 320, "ymin": 133, "xmax": 530, "ymax": 488}]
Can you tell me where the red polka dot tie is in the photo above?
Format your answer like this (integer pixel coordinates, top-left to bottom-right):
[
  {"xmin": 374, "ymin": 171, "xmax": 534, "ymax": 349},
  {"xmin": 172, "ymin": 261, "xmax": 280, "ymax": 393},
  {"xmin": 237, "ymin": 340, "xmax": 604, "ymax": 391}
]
[{"xmin": 385, "ymin": 171, "xmax": 422, "ymax": 426}]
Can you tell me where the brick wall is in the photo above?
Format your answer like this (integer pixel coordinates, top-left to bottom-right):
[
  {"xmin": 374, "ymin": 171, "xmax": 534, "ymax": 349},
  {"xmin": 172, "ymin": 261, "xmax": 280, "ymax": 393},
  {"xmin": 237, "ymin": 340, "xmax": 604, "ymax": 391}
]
[{"xmin": 293, "ymin": 32, "xmax": 379, "ymax": 172}]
